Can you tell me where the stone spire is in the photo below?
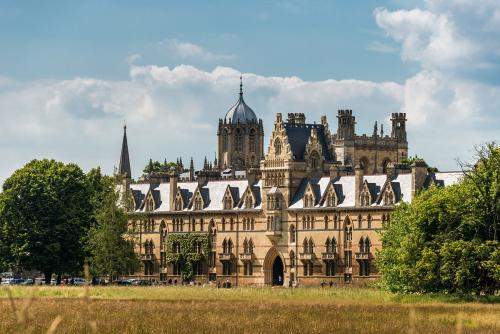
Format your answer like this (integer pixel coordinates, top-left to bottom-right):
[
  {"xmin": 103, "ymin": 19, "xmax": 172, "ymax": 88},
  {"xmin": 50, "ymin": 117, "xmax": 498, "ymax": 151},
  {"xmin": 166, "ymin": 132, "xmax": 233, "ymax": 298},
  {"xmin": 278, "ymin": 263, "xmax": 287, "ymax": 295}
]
[
  {"xmin": 373, "ymin": 121, "xmax": 378, "ymax": 137},
  {"xmin": 118, "ymin": 125, "xmax": 132, "ymax": 178},
  {"xmin": 189, "ymin": 157, "xmax": 194, "ymax": 182},
  {"xmin": 380, "ymin": 124, "xmax": 384, "ymax": 137}
]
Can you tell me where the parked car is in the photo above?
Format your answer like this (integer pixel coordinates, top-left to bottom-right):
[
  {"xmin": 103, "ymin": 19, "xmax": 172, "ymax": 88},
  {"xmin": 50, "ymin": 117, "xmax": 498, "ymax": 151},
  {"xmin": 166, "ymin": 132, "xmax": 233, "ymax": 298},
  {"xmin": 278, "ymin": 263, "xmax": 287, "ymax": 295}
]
[
  {"xmin": 73, "ymin": 278, "xmax": 87, "ymax": 286},
  {"xmin": 19, "ymin": 279, "xmax": 33, "ymax": 285},
  {"xmin": 1, "ymin": 278, "xmax": 13, "ymax": 285}
]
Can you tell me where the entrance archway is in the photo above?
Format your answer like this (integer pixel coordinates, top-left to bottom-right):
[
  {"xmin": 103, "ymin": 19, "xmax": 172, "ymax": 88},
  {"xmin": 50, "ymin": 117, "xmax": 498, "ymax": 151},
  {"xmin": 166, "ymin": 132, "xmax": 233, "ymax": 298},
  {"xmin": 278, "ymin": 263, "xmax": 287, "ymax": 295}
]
[
  {"xmin": 272, "ymin": 257, "xmax": 284, "ymax": 286},
  {"xmin": 263, "ymin": 247, "xmax": 286, "ymax": 285}
]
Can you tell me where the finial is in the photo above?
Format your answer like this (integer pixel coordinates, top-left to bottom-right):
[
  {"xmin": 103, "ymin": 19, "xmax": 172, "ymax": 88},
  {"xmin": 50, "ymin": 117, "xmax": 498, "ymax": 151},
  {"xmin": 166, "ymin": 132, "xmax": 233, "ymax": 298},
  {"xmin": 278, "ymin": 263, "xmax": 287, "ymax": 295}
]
[
  {"xmin": 123, "ymin": 120, "xmax": 127, "ymax": 132},
  {"xmin": 239, "ymin": 75, "xmax": 243, "ymax": 96}
]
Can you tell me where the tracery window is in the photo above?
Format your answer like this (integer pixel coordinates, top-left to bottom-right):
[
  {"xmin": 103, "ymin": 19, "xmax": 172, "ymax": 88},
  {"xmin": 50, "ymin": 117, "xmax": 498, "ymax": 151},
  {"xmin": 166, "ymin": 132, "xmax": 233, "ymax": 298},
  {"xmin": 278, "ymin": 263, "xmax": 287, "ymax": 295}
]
[
  {"xmin": 249, "ymin": 129, "xmax": 256, "ymax": 153},
  {"xmin": 310, "ymin": 151, "xmax": 320, "ymax": 169},
  {"xmin": 360, "ymin": 190, "xmax": 371, "ymax": 206},
  {"xmin": 274, "ymin": 138, "xmax": 282, "ymax": 156},
  {"xmin": 235, "ymin": 128, "xmax": 243, "ymax": 152},
  {"xmin": 289, "ymin": 251, "xmax": 295, "ymax": 268},
  {"xmin": 383, "ymin": 190, "xmax": 395, "ymax": 205}
]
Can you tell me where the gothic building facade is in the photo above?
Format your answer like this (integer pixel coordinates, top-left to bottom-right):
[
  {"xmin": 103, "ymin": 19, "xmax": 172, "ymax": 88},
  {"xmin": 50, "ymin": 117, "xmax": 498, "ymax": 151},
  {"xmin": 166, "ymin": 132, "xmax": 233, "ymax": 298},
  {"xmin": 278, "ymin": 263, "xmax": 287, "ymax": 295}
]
[{"xmin": 117, "ymin": 81, "xmax": 462, "ymax": 286}]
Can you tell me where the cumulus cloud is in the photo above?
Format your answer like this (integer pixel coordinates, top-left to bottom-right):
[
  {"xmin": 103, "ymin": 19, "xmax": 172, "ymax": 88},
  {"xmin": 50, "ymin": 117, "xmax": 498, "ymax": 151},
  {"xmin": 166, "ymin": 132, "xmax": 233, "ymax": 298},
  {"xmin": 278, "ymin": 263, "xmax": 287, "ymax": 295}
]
[
  {"xmin": 1, "ymin": 1, "xmax": 499, "ymax": 186},
  {"xmin": 158, "ymin": 39, "xmax": 235, "ymax": 61}
]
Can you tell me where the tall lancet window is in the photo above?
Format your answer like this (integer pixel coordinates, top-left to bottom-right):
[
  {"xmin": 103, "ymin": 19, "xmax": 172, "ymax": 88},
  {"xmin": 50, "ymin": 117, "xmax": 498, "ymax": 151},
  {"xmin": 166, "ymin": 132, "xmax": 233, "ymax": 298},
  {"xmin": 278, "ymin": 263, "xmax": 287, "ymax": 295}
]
[{"xmin": 235, "ymin": 128, "xmax": 243, "ymax": 152}]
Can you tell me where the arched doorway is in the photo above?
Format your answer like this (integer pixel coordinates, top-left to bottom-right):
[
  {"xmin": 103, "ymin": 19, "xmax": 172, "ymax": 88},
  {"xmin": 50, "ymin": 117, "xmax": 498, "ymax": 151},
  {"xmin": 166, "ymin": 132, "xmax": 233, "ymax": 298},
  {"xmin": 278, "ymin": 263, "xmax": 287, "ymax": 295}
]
[
  {"xmin": 263, "ymin": 247, "xmax": 286, "ymax": 286},
  {"xmin": 272, "ymin": 257, "xmax": 284, "ymax": 286}
]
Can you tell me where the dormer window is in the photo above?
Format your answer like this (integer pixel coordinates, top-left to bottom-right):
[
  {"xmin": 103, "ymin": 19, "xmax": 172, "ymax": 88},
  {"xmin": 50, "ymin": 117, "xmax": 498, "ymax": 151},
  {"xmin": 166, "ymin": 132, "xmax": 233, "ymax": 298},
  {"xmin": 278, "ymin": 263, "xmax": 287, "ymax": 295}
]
[
  {"xmin": 310, "ymin": 151, "xmax": 320, "ymax": 169},
  {"xmin": 326, "ymin": 188, "xmax": 337, "ymax": 207},
  {"xmin": 360, "ymin": 190, "xmax": 371, "ymax": 206},
  {"xmin": 174, "ymin": 198, "xmax": 183, "ymax": 211},
  {"xmin": 224, "ymin": 196, "xmax": 233, "ymax": 210},
  {"xmin": 304, "ymin": 194, "xmax": 314, "ymax": 208},
  {"xmin": 244, "ymin": 196, "xmax": 253, "ymax": 209},
  {"xmin": 383, "ymin": 190, "xmax": 395, "ymax": 205},
  {"xmin": 145, "ymin": 197, "xmax": 154, "ymax": 211}
]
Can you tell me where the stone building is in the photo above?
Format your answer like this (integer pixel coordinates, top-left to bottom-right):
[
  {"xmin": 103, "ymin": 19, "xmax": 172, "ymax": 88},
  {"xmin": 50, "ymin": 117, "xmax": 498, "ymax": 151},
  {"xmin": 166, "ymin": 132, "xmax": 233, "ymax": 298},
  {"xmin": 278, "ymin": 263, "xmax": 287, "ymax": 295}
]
[{"xmin": 117, "ymin": 82, "xmax": 462, "ymax": 286}]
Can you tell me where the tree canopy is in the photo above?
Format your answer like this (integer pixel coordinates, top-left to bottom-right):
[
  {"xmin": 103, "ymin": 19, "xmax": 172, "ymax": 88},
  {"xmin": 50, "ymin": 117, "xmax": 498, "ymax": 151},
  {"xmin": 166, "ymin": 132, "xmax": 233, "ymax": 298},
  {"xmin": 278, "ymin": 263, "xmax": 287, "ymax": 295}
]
[
  {"xmin": 0, "ymin": 159, "xmax": 91, "ymax": 283},
  {"xmin": 377, "ymin": 143, "xmax": 500, "ymax": 295},
  {"xmin": 142, "ymin": 159, "xmax": 177, "ymax": 176},
  {"xmin": 86, "ymin": 168, "xmax": 139, "ymax": 280}
]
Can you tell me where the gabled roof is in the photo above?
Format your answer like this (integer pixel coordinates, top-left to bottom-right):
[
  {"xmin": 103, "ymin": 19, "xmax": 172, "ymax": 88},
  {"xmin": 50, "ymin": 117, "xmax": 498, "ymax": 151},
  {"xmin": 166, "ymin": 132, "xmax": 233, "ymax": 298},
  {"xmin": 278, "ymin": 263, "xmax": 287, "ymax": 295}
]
[{"xmin": 283, "ymin": 123, "xmax": 332, "ymax": 161}]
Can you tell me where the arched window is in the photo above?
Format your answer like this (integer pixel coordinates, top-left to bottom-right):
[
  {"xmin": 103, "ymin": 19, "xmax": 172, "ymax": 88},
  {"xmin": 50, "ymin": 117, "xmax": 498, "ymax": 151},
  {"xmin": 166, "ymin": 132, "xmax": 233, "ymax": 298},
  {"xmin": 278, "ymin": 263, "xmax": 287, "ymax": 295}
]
[
  {"xmin": 274, "ymin": 138, "xmax": 282, "ymax": 156},
  {"xmin": 222, "ymin": 218, "xmax": 226, "ymax": 231},
  {"xmin": 235, "ymin": 128, "xmax": 243, "ymax": 152},
  {"xmin": 146, "ymin": 197, "xmax": 154, "ymax": 211},
  {"xmin": 361, "ymin": 191, "xmax": 371, "ymax": 206},
  {"xmin": 200, "ymin": 218, "xmax": 204, "ymax": 231},
  {"xmin": 384, "ymin": 190, "xmax": 394, "ymax": 205},
  {"xmin": 308, "ymin": 238, "xmax": 314, "ymax": 254},
  {"xmin": 303, "ymin": 238, "xmax": 309, "ymax": 254},
  {"xmin": 248, "ymin": 239, "xmax": 254, "ymax": 254},
  {"xmin": 191, "ymin": 219, "xmax": 196, "ymax": 232},
  {"xmin": 228, "ymin": 239, "xmax": 233, "ymax": 253},
  {"xmin": 243, "ymin": 238, "xmax": 249, "ymax": 254},
  {"xmin": 223, "ymin": 129, "xmax": 229, "ymax": 151},
  {"xmin": 327, "ymin": 191, "xmax": 336, "ymax": 207},
  {"xmin": 324, "ymin": 216, "xmax": 329, "ymax": 230},
  {"xmin": 230, "ymin": 218, "xmax": 234, "ymax": 231},
  {"xmin": 367, "ymin": 215, "xmax": 372, "ymax": 229},
  {"xmin": 333, "ymin": 215, "xmax": 338, "ymax": 230},
  {"xmin": 310, "ymin": 151, "xmax": 320, "ymax": 169},
  {"xmin": 249, "ymin": 129, "xmax": 256, "ymax": 153},
  {"xmin": 359, "ymin": 237, "xmax": 365, "ymax": 253},
  {"xmin": 289, "ymin": 224, "xmax": 296, "ymax": 243},
  {"xmin": 358, "ymin": 215, "xmax": 363, "ymax": 229},
  {"xmin": 290, "ymin": 251, "xmax": 295, "ymax": 268},
  {"xmin": 210, "ymin": 220, "xmax": 217, "ymax": 243},
  {"xmin": 222, "ymin": 238, "xmax": 228, "ymax": 253},
  {"xmin": 344, "ymin": 224, "xmax": 352, "ymax": 244}
]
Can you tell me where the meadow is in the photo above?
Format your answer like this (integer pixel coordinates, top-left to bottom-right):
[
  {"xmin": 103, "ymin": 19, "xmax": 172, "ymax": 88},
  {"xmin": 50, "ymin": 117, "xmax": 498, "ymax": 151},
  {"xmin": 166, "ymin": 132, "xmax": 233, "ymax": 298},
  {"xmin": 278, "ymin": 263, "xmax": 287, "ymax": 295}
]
[{"xmin": 0, "ymin": 286, "xmax": 498, "ymax": 333}]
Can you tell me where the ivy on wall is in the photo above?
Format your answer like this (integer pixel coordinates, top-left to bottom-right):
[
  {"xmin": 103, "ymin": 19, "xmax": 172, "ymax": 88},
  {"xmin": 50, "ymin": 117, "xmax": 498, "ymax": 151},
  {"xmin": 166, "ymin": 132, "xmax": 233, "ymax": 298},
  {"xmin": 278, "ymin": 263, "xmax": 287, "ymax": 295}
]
[{"xmin": 165, "ymin": 233, "xmax": 210, "ymax": 281}]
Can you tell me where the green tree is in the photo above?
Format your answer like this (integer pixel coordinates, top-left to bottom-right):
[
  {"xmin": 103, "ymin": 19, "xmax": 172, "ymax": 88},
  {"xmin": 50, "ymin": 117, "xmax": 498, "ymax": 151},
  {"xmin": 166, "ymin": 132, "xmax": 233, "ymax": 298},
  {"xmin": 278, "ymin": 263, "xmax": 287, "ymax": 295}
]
[
  {"xmin": 378, "ymin": 143, "xmax": 500, "ymax": 295},
  {"xmin": 0, "ymin": 159, "xmax": 91, "ymax": 283},
  {"xmin": 86, "ymin": 170, "xmax": 139, "ymax": 280},
  {"xmin": 142, "ymin": 159, "xmax": 177, "ymax": 176}
]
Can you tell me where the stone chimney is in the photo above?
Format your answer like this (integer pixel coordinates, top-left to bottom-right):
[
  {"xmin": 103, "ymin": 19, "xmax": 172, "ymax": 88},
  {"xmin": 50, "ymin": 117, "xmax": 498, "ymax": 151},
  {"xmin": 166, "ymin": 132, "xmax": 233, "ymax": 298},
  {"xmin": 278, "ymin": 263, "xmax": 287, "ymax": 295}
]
[
  {"xmin": 354, "ymin": 164, "xmax": 364, "ymax": 207},
  {"xmin": 329, "ymin": 162, "xmax": 343, "ymax": 180},
  {"xmin": 169, "ymin": 171, "xmax": 179, "ymax": 210},
  {"xmin": 411, "ymin": 159, "xmax": 428, "ymax": 198}
]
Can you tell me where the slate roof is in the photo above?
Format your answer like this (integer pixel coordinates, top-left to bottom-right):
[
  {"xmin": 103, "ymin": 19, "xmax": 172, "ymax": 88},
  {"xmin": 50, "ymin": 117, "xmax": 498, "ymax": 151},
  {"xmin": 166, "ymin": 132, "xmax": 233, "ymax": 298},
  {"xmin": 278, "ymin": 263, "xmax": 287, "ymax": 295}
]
[
  {"xmin": 128, "ymin": 171, "xmax": 463, "ymax": 212},
  {"xmin": 283, "ymin": 123, "xmax": 332, "ymax": 161}
]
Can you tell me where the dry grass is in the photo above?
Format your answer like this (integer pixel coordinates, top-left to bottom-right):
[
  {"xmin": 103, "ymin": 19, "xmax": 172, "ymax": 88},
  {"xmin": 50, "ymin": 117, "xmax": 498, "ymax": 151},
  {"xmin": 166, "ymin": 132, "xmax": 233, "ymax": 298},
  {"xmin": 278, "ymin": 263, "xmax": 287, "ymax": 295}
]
[{"xmin": 0, "ymin": 286, "xmax": 498, "ymax": 333}]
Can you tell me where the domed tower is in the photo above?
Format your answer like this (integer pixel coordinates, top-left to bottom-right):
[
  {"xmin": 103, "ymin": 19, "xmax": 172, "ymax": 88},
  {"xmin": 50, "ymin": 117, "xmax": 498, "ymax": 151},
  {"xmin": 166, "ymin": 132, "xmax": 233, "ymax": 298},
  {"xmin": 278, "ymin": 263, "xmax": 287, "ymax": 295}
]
[{"xmin": 217, "ymin": 77, "xmax": 264, "ymax": 171}]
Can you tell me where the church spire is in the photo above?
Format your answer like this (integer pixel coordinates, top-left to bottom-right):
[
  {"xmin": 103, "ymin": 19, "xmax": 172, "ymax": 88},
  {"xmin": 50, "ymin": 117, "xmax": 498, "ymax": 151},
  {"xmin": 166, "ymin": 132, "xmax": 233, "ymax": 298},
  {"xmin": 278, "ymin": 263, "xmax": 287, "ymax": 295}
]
[{"xmin": 118, "ymin": 125, "xmax": 132, "ymax": 178}]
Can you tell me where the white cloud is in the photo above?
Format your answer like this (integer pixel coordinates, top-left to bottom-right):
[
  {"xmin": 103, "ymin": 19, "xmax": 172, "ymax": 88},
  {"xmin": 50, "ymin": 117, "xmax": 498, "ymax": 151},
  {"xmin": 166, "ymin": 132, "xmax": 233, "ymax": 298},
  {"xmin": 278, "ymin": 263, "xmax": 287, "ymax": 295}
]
[
  {"xmin": 1, "ymin": 61, "xmax": 498, "ymax": 186},
  {"xmin": 374, "ymin": 7, "xmax": 476, "ymax": 69},
  {"xmin": 158, "ymin": 39, "xmax": 235, "ymax": 61}
]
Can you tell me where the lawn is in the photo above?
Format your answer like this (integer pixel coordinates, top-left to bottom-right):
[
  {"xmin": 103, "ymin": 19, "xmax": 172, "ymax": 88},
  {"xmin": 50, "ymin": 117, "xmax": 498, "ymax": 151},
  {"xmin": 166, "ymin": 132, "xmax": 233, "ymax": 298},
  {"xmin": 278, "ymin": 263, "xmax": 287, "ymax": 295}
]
[{"xmin": 0, "ymin": 286, "xmax": 498, "ymax": 333}]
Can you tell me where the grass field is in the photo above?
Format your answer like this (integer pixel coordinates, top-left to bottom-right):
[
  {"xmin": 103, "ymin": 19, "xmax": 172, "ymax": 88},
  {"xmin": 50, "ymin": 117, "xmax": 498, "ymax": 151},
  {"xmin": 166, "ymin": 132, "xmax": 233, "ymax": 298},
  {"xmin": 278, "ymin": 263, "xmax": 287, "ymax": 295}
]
[{"xmin": 0, "ymin": 286, "xmax": 498, "ymax": 333}]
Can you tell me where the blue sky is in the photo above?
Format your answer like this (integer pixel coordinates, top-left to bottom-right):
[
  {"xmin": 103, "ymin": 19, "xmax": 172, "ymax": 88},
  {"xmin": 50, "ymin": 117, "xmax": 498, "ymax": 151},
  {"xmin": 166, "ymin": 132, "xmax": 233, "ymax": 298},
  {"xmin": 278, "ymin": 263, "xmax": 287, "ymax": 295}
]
[
  {"xmin": 0, "ymin": 1, "xmax": 413, "ymax": 82},
  {"xmin": 0, "ymin": 0, "xmax": 499, "ymax": 184}
]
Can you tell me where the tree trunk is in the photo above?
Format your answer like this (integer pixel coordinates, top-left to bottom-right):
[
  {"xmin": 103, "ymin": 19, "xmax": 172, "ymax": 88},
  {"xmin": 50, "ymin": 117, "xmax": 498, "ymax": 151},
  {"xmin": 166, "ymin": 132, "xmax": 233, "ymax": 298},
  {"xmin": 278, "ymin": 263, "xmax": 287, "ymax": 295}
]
[{"xmin": 44, "ymin": 271, "xmax": 52, "ymax": 285}]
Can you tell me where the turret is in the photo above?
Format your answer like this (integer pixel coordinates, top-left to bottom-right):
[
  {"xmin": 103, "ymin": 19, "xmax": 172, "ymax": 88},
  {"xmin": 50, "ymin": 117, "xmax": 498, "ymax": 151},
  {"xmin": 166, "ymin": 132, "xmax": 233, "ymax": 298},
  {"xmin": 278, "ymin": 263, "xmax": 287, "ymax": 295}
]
[
  {"xmin": 189, "ymin": 157, "xmax": 194, "ymax": 182},
  {"xmin": 391, "ymin": 113, "xmax": 407, "ymax": 142},
  {"xmin": 336, "ymin": 109, "xmax": 355, "ymax": 140}
]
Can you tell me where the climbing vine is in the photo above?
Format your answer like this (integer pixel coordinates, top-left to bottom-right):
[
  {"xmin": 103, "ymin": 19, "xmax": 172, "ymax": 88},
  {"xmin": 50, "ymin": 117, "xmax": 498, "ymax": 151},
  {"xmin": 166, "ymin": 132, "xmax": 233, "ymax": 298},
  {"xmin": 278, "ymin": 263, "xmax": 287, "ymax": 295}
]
[{"xmin": 165, "ymin": 233, "xmax": 210, "ymax": 281}]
